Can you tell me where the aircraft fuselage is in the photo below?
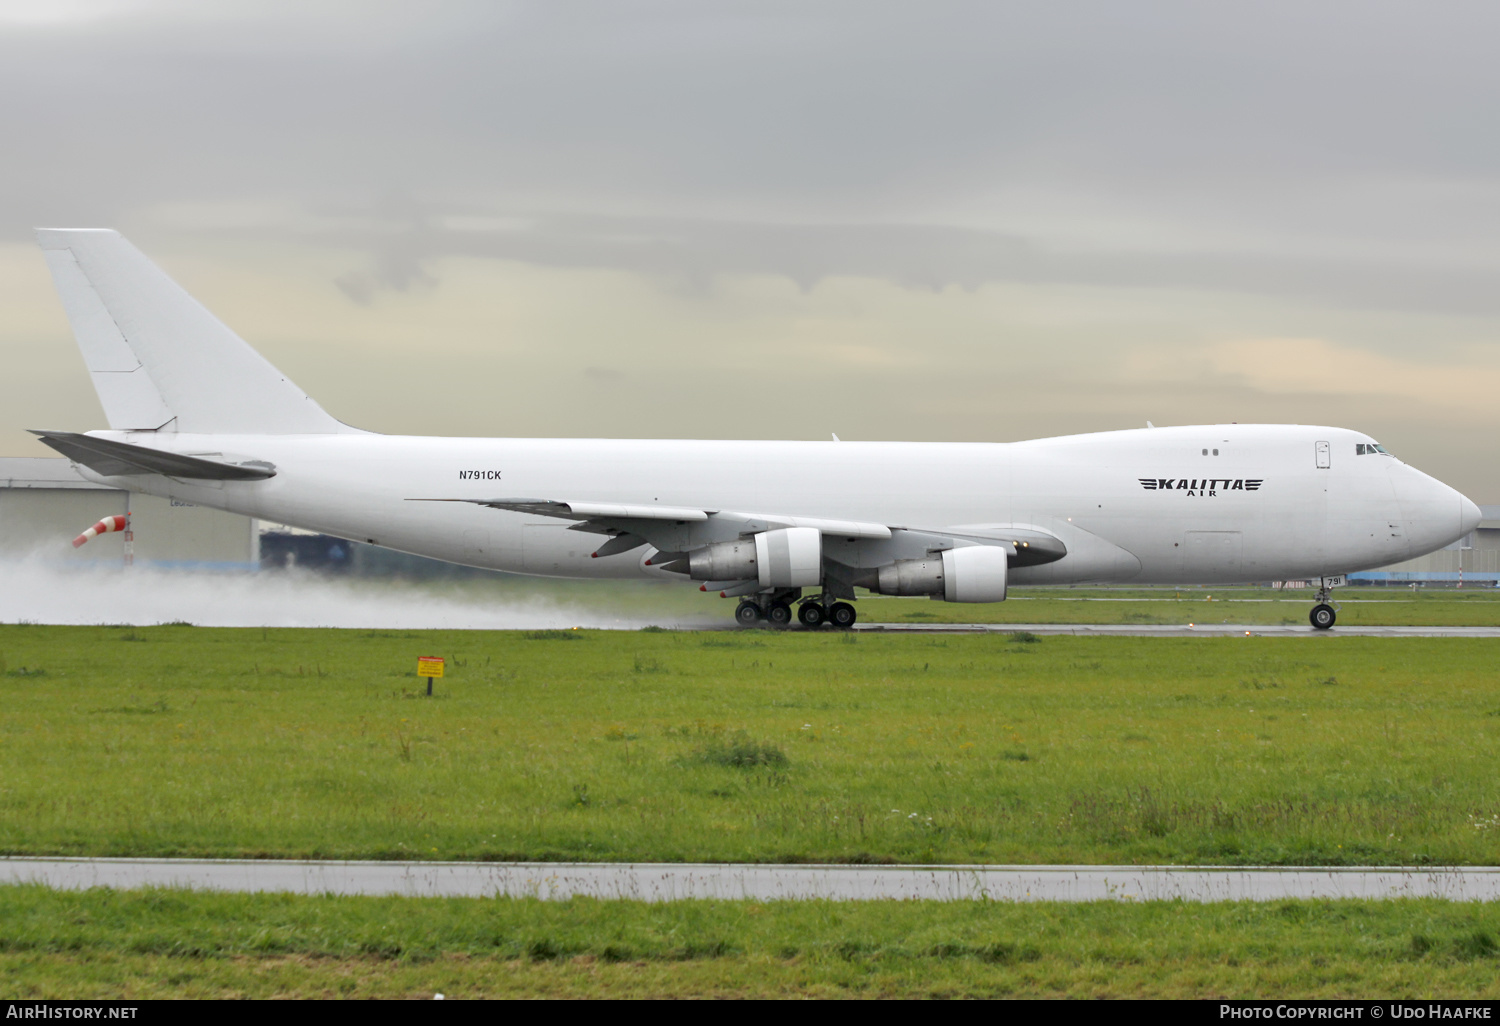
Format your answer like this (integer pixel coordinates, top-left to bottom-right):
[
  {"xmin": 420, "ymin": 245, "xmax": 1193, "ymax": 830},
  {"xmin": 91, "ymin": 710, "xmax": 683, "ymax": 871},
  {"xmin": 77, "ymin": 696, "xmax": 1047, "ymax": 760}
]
[{"xmin": 75, "ymin": 422, "xmax": 1479, "ymax": 587}]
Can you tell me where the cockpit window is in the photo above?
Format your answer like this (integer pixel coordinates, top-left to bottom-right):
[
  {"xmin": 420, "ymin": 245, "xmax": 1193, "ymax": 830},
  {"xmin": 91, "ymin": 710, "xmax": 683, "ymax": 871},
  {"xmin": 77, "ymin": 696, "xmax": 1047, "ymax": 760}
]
[{"xmin": 1356, "ymin": 442, "xmax": 1394, "ymax": 456}]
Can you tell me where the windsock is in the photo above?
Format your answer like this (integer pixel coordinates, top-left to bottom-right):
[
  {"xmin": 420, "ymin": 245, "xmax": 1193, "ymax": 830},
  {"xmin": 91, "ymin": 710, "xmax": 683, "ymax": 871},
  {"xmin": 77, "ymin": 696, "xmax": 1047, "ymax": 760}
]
[{"xmin": 73, "ymin": 515, "xmax": 128, "ymax": 548}]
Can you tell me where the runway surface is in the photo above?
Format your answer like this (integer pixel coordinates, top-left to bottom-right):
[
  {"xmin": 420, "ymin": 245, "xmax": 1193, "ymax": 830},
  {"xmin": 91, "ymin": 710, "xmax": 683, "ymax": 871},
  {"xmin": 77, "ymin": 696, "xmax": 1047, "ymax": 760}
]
[
  {"xmin": 5, "ymin": 858, "xmax": 1499, "ymax": 902},
  {"xmin": 852, "ymin": 623, "xmax": 1500, "ymax": 637}
]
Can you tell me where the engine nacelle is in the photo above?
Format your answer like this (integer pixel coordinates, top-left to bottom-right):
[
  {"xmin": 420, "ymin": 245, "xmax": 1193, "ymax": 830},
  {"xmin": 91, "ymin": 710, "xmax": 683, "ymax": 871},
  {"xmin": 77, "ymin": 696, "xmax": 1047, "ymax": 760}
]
[
  {"xmin": 873, "ymin": 546, "xmax": 1008, "ymax": 602},
  {"xmin": 755, "ymin": 526, "xmax": 822, "ymax": 588},
  {"xmin": 686, "ymin": 527, "xmax": 823, "ymax": 587},
  {"xmin": 876, "ymin": 555, "xmax": 944, "ymax": 596},
  {"xmin": 941, "ymin": 545, "xmax": 1007, "ymax": 602},
  {"xmin": 689, "ymin": 539, "xmax": 758, "ymax": 581}
]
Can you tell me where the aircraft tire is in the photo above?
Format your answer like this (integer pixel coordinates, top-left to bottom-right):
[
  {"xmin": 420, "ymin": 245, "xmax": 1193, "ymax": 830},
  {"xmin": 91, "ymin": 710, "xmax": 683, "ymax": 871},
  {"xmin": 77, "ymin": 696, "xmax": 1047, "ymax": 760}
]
[
  {"xmin": 1310, "ymin": 603, "xmax": 1337, "ymax": 630},
  {"xmin": 735, "ymin": 601, "xmax": 763, "ymax": 627},
  {"xmin": 829, "ymin": 602, "xmax": 857, "ymax": 628},
  {"xmin": 767, "ymin": 602, "xmax": 793, "ymax": 626},
  {"xmin": 797, "ymin": 602, "xmax": 826, "ymax": 628}
]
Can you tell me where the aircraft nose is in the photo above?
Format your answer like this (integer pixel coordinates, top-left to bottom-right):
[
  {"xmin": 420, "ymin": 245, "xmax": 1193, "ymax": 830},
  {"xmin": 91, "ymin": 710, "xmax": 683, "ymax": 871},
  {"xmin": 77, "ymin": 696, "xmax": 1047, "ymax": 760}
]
[{"xmin": 1461, "ymin": 494, "xmax": 1482, "ymax": 536}]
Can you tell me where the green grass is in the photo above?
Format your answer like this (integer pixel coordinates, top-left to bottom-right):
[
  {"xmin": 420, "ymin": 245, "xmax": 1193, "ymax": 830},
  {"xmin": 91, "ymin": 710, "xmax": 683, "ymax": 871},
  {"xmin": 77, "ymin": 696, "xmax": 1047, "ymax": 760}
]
[
  {"xmin": 3, "ymin": 886, "xmax": 1500, "ymax": 998},
  {"xmin": 2, "ymin": 625, "xmax": 1500, "ymax": 865},
  {"xmin": 296, "ymin": 572, "xmax": 1500, "ymax": 626}
]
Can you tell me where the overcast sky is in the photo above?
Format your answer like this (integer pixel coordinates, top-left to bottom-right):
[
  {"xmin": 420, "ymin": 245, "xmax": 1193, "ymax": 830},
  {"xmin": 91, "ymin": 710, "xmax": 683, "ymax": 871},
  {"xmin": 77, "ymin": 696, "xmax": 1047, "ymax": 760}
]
[{"xmin": 4, "ymin": 0, "xmax": 1500, "ymax": 497}]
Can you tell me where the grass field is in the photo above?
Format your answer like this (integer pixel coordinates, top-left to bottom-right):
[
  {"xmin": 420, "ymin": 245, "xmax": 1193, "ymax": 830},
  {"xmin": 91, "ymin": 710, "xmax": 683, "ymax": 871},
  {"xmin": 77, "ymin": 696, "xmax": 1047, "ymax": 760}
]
[
  {"xmin": 2, "ymin": 624, "xmax": 1499, "ymax": 865},
  {"xmin": 3, "ymin": 886, "xmax": 1499, "ymax": 998}
]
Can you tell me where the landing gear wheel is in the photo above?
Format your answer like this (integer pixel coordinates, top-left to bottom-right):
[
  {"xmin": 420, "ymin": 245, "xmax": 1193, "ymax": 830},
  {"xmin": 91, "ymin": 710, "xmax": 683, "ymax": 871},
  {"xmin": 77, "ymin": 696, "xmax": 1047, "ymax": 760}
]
[
  {"xmin": 735, "ymin": 601, "xmax": 763, "ymax": 627},
  {"xmin": 767, "ymin": 603, "xmax": 793, "ymax": 626},
  {"xmin": 829, "ymin": 602, "xmax": 857, "ymax": 628},
  {"xmin": 1310, "ymin": 603, "xmax": 1337, "ymax": 630},
  {"xmin": 797, "ymin": 602, "xmax": 826, "ymax": 628}
]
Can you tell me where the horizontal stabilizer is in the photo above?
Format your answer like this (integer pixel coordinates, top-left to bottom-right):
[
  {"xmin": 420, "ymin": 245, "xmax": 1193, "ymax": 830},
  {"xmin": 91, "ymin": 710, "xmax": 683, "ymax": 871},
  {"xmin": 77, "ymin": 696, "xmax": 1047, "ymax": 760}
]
[{"xmin": 30, "ymin": 430, "xmax": 276, "ymax": 480}]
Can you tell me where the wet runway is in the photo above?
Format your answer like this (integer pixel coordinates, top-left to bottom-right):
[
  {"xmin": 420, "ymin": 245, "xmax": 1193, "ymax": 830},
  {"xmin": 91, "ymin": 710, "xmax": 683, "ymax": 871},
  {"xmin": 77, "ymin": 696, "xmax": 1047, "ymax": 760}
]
[
  {"xmin": 853, "ymin": 623, "xmax": 1500, "ymax": 637},
  {"xmin": 4, "ymin": 858, "xmax": 1499, "ymax": 902}
]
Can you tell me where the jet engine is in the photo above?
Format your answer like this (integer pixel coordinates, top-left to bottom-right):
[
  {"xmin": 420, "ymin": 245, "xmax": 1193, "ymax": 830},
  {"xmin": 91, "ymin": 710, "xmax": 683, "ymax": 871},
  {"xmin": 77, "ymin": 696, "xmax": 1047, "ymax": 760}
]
[
  {"xmin": 873, "ymin": 546, "xmax": 1008, "ymax": 602},
  {"xmin": 689, "ymin": 538, "xmax": 757, "ymax": 580},
  {"xmin": 686, "ymin": 526, "xmax": 823, "ymax": 588}
]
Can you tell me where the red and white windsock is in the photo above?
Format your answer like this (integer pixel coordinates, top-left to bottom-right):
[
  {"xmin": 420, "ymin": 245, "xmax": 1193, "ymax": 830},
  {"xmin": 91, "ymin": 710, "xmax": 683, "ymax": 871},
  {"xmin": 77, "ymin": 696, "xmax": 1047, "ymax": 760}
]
[{"xmin": 73, "ymin": 515, "xmax": 128, "ymax": 548}]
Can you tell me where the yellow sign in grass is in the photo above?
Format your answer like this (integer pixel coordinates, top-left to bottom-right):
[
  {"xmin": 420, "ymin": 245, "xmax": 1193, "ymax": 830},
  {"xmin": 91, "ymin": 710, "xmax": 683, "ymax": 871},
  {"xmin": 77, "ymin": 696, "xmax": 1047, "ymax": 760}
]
[{"xmin": 417, "ymin": 656, "xmax": 445, "ymax": 678}]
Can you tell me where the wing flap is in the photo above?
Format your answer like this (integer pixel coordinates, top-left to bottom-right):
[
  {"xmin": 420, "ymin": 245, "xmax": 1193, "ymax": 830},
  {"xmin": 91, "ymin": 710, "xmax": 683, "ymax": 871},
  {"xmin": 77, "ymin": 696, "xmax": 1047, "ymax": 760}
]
[{"xmin": 755, "ymin": 515, "xmax": 891, "ymax": 540}]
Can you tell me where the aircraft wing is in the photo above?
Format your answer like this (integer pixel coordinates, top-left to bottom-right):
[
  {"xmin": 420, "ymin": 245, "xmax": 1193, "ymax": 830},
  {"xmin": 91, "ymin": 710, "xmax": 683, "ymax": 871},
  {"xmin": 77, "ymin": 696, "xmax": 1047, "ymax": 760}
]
[
  {"xmin": 465, "ymin": 498, "xmax": 711, "ymax": 523},
  {"xmin": 417, "ymin": 496, "xmax": 1065, "ymax": 568},
  {"xmin": 442, "ymin": 497, "xmax": 894, "ymax": 540}
]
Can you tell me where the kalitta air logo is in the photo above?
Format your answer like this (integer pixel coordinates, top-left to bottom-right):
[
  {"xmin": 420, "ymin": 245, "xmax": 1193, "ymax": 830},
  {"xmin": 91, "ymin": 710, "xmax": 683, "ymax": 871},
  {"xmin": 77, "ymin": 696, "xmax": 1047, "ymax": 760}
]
[{"xmin": 1140, "ymin": 478, "xmax": 1262, "ymax": 497}]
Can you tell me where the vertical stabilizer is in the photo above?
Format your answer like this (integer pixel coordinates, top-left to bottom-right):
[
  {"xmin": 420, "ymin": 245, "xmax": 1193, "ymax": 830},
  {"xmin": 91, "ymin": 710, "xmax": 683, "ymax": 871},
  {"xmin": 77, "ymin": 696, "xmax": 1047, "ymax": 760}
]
[{"xmin": 37, "ymin": 228, "xmax": 355, "ymax": 435}]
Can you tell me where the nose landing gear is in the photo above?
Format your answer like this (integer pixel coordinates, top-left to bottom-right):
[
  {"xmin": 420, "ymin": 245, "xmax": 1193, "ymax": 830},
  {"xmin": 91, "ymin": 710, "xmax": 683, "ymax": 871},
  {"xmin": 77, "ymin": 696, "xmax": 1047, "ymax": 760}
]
[
  {"xmin": 1309, "ymin": 578, "xmax": 1340, "ymax": 630},
  {"xmin": 1310, "ymin": 603, "xmax": 1337, "ymax": 629}
]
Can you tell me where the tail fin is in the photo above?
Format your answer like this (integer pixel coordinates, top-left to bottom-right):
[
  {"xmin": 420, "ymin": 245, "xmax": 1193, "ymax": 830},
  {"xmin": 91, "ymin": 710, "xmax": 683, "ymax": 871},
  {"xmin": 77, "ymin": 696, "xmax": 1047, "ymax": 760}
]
[{"xmin": 37, "ymin": 228, "xmax": 355, "ymax": 435}]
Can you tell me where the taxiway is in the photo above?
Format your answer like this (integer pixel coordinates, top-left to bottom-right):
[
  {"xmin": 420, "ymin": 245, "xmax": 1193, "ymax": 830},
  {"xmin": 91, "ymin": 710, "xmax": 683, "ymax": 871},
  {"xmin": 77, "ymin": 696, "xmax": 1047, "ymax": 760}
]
[{"xmin": 4, "ymin": 858, "xmax": 1497, "ymax": 902}]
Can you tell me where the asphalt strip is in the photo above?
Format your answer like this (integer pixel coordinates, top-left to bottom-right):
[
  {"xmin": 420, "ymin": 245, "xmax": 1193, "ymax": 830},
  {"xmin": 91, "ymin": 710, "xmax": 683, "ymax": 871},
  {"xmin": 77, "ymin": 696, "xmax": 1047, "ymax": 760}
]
[
  {"xmin": 851, "ymin": 623, "xmax": 1500, "ymax": 637},
  {"xmin": 4, "ymin": 859, "xmax": 1499, "ymax": 902}
]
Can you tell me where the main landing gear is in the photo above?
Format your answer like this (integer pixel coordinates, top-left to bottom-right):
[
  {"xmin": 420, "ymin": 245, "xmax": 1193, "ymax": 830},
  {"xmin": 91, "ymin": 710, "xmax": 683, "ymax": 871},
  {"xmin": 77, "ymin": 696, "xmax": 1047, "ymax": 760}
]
[
  {"xmin": 735, "ymin": 596, "xmax": 858, "ymax": 629},
  {"xmin": 828, "ymin": 601, "xmax": 858, "ymax": 628},
  {"xmin": 798, "ymin": 598, "xmax": 857, "ymax": 628},
  {"xmin": 734, "ymin": 596, "xmax": 796, "ymax": 627},
  {"xmin": 1309, "ymin": 579, "xmax": 1339, "ymax": 630}
]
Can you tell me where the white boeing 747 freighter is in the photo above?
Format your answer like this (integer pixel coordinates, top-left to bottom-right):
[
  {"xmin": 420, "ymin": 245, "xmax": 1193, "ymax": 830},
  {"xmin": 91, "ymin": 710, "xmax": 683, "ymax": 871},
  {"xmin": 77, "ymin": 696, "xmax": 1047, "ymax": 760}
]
[{"xmin": 30, "ymin": 229, "xmax": 1481, "ymax": 629}]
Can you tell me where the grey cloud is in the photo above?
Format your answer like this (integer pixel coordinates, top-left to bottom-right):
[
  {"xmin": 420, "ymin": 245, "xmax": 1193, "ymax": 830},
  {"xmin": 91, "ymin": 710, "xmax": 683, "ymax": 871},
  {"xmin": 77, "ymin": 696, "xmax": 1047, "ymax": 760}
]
[
  {"xmin": 292, "ymin": 207, "xmax": 1500, "ymax": 321},
  {"xmin": 5, "ymin": 2, "xmax": 1500, "ymax": 312}
]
